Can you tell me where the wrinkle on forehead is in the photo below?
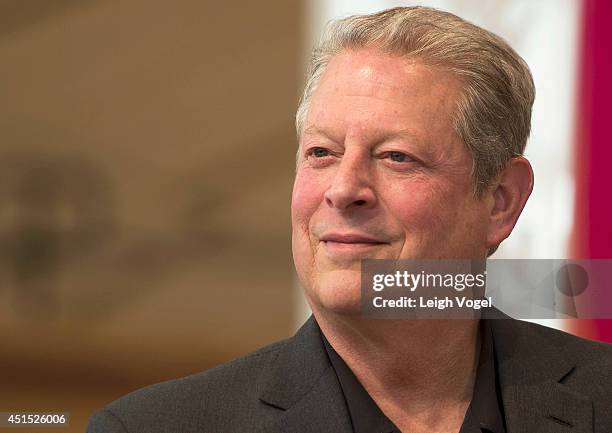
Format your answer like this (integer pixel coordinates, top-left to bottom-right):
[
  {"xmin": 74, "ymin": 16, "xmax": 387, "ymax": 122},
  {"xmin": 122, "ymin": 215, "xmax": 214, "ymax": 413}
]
[
  {"xmin": 302, "ymin": 47, "xmax": 470, "ymax": 173},
  {"xmin": 312, "ymin": 55, "xmax": 461, "ymax": 134},
  {"xmin": 321, "ymin": 48, "xmax": 459, "ymax": 100}
]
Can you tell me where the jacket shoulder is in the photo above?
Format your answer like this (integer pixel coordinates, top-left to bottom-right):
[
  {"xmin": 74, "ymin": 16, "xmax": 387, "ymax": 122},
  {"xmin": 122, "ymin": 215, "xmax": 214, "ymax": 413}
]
[
  {"xmin": 523, "ymin": 321, "xmax": 612, "ymax": 426},
  {"xmin": 516, "ymin": 319, "xmax": 612, "ymax": 361},
  {"xmin": 87, "ymin": 338, "xmax": 288, "ymax": 433},
  {"xmin": 503, "ymin": 319, "xmax": 612, "ymax": 407}
]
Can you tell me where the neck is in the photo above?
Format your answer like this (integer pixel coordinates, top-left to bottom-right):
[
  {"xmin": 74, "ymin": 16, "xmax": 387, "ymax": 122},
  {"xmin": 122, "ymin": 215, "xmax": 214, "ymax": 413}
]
[{"xmin": 314, "ymin": 307, "xmax": 481, "ymax": 419}]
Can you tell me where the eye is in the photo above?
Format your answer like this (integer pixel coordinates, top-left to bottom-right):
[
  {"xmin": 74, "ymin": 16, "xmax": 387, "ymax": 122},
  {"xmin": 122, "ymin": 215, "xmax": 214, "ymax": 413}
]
[
  {"xmin": 303, "ymin": 146, "xmax": 336, "ymax": 168},
  {"xmin": 308, "ymin": 147, "xmax": 330, "ymax": 158},
  {"xmin": 386, "ymin": 151, "xmax": 412, "ymax": 163}
]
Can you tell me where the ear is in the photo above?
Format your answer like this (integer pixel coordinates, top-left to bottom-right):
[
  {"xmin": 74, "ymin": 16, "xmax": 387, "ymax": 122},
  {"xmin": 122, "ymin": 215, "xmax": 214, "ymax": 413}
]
[{"xmin": 486, "ymin": 156, "xmax": 534, "ymax": 250}]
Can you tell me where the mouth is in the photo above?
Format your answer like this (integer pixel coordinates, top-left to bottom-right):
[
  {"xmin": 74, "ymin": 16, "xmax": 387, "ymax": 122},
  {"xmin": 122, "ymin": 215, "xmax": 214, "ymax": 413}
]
[{"xmin": 319, "ymin": 233, "xmax": 388, "ymax": 253}]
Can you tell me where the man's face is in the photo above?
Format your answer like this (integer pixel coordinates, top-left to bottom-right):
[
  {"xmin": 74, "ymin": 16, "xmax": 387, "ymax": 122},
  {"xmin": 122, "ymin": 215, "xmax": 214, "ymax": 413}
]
[{"xmin": 291, "ymin": 48, "xmax": 492, "ymax": 314}]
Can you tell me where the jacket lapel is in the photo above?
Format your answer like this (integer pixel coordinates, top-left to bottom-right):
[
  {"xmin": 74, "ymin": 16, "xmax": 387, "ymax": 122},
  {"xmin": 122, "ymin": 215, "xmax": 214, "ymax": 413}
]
[
  {"xmin": 490, "ymin": 317, "xmax": 593, "ymax": 433},
  {"xmin": 256, "ymin": 312, "xmax": 594, "ymax": 433},
  {"xmin": 256, "ymin": 316, "xmax": 353, "ymax": 433}
]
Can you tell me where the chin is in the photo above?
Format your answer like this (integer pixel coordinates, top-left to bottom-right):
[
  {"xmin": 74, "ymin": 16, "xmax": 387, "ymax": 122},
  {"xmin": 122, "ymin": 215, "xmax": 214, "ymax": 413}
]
[{"xmin": 307, "ymin": 270, "xmax": 363, "ymax": 316}]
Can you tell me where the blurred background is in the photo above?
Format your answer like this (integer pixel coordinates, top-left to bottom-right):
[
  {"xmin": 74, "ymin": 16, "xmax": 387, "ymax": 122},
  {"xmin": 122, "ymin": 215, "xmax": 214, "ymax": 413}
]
[{"xmin": 1, "ymin": 1, "xmax": 610, "ymax": 432}]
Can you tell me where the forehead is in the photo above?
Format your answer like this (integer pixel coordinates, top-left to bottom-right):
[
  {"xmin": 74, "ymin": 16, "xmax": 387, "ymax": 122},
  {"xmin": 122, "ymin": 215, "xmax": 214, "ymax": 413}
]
[{"xmin": 306, "ymin": 48, "xmax": 463, "ymax": 147}]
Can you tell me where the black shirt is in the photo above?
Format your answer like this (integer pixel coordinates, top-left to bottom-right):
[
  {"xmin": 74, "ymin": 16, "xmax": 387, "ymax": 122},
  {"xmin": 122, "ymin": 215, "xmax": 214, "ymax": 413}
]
[{"xmin": 322, "ymin": 321, "xmax": 506, "ymax": 433}]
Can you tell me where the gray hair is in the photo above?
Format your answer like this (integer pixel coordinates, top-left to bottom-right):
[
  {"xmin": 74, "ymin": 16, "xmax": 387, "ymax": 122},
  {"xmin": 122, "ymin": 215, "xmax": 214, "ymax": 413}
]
[{"xmin": 296, "ymin": 6, "xmax": 535, "ymax": 195}]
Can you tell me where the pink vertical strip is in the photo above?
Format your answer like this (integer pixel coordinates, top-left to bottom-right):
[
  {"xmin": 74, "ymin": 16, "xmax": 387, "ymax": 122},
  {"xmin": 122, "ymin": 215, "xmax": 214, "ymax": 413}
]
[{"xmin": 572, "ymin": 0, "xmax": 612, "ymax": 342}]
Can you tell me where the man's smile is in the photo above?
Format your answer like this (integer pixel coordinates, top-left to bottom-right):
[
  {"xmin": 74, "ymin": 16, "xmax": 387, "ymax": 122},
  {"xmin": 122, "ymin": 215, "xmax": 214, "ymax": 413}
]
[{"xmin": 319, "ymin": 232, "xmax": 389, "ymax": 254}]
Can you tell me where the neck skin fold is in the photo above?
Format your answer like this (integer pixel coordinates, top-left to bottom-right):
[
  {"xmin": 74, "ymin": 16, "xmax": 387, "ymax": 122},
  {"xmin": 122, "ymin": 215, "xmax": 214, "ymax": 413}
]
[{"xmin": 312, "ymin": 305, "xmax": 481, "ymax": 429}]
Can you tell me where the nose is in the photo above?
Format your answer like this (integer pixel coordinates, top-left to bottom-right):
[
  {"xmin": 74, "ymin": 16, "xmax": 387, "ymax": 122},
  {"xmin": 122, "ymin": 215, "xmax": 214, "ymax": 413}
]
[{"xmin": 324, "ymin": 151, "xmax": 376, "ymax": 211}]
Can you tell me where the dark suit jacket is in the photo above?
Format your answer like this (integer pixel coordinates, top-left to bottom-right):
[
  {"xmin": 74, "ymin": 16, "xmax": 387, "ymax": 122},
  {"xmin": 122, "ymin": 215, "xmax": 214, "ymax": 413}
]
[{"xmin": 87, "ymin": 315, "xmax": 612, "ymax": 433}]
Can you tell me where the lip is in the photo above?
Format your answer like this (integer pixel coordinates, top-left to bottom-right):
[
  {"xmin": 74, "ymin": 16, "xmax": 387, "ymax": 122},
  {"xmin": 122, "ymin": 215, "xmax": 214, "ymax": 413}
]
[
  {"xmin": 320, "ymin": 233, "xmax": 385, "ymax": 244},
  {"xmin": 319, "ymin": 233, "xmax": 388, "ymax": 252}
]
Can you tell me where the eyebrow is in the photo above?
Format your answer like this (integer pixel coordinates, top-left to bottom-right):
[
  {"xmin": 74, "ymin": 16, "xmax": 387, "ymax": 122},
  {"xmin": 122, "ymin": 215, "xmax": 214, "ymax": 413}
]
[
  {"xmin": 302, "ymin": 125, "xmax": 424, "ymax": 148},
  {"xmin": 302, "ymin": 125, "xmax": 339, "ymax": 143},
  {"xmin": 376, "ymin": 129, "xmax": 424, "ymax": 147}
]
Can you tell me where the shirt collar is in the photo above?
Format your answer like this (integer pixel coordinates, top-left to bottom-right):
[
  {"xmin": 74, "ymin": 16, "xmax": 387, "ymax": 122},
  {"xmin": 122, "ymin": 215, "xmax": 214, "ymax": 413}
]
[
  {"xmin": 459, "ymin": 319, "xmax": 507, "ymax": 433},
  {"xmin": 322, "ymin": 319, "xmax": 506, "ymax": 433},
  {"xmin": 322, "ymin": 335, "xmax": 398, "ymax": 433}
]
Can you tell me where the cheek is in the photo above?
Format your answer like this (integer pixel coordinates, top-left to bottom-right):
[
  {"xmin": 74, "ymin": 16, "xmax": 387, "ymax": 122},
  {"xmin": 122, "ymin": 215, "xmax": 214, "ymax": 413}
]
[
  {"xmin": 291, "ymin": 170, "xmax": 326, "ymax": 229},
  {"xmin": 291, "ymin": 170, "xmax": 328, "ymax": 287},
  {"xmin": 384, "ymin": 181, "xmax": 446, "ymax": 230},
  {"xmin": 397, "ymin": 181, "xmax": 488, "ymax": 256},
  {"xmin": 291, "ymin": 170, "xmax": 327, "ymax": 268},
  {"xmin": 383, "ymin": 179, "xmax": 478, "ymax": 248}
]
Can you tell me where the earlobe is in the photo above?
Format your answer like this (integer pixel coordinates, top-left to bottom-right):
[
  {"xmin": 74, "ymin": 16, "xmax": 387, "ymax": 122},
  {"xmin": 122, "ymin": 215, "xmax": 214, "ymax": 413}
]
[{"xmin": 486, "ymin": 156, "xmax": 534, "ymax": 249}]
